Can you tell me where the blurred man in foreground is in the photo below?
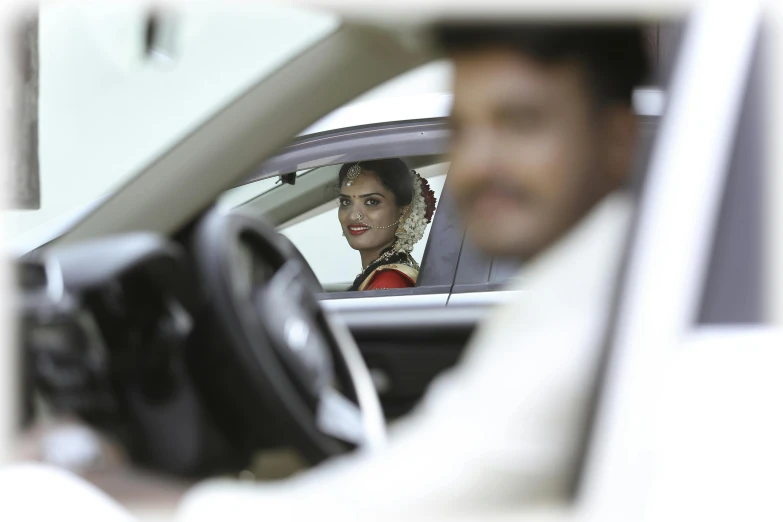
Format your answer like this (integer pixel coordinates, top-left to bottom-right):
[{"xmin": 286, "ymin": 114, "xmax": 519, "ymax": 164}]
[
  {"xmin": 446, "ymin": 24, "xmax": 646, "ymax": 260},
  {"xmin": 173, "ymin": 23, "xmax": 651, "ymax": 519},
  {"xmin": 0, "ymin": 22, "xmax": 650, "ymax": 520}
]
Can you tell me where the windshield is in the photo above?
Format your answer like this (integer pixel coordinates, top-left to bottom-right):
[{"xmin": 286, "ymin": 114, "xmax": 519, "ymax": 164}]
[{"xmin": 4, "ymin": 3, "xmax": 338, "ymax": 251}]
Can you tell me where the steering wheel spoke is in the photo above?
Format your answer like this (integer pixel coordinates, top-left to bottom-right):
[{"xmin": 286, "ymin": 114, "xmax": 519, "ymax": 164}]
[{"xmin": 316, "ymin": 387, "xmax": 367, "ymax": 446}]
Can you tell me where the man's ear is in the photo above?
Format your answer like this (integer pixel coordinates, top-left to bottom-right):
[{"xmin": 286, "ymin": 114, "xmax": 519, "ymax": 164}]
[{"xmin": 605, "ymin": 105, "xmax": 639, "ymax": 187}]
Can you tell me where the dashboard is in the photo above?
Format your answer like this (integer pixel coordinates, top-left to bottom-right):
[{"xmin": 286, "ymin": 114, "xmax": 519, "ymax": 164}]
[
  {"xmin": 14, "ymin": 226, "xmax": 483, "ymax": 473},
  {"xmin": 16, "ymin": 233, "xmax": 248, "ymax": 476}
]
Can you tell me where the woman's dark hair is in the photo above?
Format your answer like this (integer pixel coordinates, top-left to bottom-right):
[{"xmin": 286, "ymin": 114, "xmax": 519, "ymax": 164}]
[
  {"xmin": 338, "ymin": 158, "xmax": 413, "ymax": 207},
  {"xmin": 433, "ymin": 22, "xmax": 652, "ymax": 108}
]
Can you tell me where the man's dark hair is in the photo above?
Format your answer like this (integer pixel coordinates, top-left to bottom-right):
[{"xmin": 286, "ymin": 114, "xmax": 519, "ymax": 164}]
[
  {"xmin": 433, "ymin": 22, "xmax": 651, "ymax": 107},
  {"xmin": 338, "ymin": 158, "xmax": 413, "ymax": 207}
]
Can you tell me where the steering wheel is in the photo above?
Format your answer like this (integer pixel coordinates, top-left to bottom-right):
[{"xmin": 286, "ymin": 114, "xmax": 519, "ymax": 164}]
[{"xmin": 192, "ymin": 207, "xmax": 386, "ymax": 464}]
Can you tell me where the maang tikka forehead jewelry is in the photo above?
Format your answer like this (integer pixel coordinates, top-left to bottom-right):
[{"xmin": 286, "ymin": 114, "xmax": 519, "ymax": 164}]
[{"xmin": 345, "ymin": 163, "xmax": 362, "ymax": 186}]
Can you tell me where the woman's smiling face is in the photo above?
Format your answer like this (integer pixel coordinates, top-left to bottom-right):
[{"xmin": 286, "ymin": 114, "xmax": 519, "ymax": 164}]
[{"xmin": 338, "ymin": 170, "xmax": 405, "ymax": 253}]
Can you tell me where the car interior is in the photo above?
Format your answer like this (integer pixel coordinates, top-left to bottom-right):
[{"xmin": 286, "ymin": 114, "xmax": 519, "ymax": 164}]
[
  {"xmin": 16, "ymin": 107, "xmax": 667, "ymax": 479},
  {"xmin": 13, "ymin": 13, "xmax": 687, "ymax": 493},
  {"xmin": 218, "ymin": 155, "xmax": 491, "ymax": 419},
  {"xmin": 190, "ymin": 102, "xmax": 665, "ymax": 422}
]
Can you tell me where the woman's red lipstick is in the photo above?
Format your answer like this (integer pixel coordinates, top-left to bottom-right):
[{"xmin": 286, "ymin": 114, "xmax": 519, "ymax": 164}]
[{"xmin": 348, "ymin": 224, "xmax": 370, "ymax": 236}]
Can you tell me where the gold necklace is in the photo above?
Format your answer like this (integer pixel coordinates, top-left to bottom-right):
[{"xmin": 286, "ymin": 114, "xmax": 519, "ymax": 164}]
[
  {"xmin": 356, "ymin": 250, "xmax": 421, "ymax": 280},
  {"xmin": 358, "ymin": 249, "xmax": 397, "ymax": 278}
]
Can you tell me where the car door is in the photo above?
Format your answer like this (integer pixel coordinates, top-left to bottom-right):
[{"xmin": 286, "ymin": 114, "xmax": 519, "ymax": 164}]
[{"xmin": 573, "ymin": 8, "xmax": 778, "ymax": 519}]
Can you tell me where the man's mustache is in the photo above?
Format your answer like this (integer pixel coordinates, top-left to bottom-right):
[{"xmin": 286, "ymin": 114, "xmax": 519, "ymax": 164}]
[{"xmin": 461, "ymin": 180, "xmax": 532, "ymax": 207}]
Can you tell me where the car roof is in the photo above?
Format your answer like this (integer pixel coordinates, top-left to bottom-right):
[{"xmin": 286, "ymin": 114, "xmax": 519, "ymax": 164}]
[
  {"xmin": 299, "ymin": 92, "xmax": 453, "ymax": 136},
  {"xmin": 298, "ymin": 89, "xmax": 665, "ymax": 137}
]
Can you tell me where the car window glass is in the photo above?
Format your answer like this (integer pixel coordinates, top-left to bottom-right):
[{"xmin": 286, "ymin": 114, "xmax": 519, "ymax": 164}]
[
  {"xmin": 214, "ymin": 59, "xmax": 455, "ymax": 295},
  {"xmin": 300, "ymin": 61, "xmax": 453, "ymax": 136},
  {"xmin": 6, "ymin": 4, "xmax": 338, "ymax": 244},
  {"xmin": 281, "ymin": 162, "xmax": 449, "ymax": 291},
  {"xmin": 218, "ymin": 169, "xmax": 313, "ymax": 210}
]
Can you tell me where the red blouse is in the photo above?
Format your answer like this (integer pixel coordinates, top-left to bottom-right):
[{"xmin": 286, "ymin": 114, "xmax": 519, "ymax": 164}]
[{"xmin": 364, "ymin": 269, "xmax": 416, "ymax": 290}]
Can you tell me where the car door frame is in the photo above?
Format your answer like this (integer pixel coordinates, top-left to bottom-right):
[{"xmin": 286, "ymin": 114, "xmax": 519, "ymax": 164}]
[{"xmin": 573, "ymin": 4, "xmax": 765, "ymax": 519}]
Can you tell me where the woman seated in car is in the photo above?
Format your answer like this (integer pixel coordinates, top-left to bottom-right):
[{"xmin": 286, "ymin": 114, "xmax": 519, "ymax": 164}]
[{"xmin": 337, "ymin": 158, "xmax": 437, "ymax": 291}]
